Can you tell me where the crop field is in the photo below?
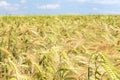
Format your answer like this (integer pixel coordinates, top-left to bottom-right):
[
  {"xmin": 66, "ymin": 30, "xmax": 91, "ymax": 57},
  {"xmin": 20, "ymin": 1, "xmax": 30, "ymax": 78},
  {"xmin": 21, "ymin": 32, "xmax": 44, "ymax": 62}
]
[{"xmin": 0, "ymin": 15, "xmax": 120, "ymax": 80}]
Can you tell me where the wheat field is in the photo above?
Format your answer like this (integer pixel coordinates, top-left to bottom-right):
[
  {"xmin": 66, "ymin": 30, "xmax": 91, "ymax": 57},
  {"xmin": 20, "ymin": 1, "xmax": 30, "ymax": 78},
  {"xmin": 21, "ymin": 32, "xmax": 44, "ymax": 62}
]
[{"xmin": 0, "ymin": 15, "xmax": 120, "ymax": 80}]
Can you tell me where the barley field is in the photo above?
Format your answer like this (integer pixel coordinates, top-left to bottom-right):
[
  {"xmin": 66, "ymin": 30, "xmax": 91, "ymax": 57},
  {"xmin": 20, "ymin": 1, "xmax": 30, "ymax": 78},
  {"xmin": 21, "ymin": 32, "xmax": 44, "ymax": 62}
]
[{"xmin": 0, "ymin": 15, "xmax": 120, "ymax": 80}]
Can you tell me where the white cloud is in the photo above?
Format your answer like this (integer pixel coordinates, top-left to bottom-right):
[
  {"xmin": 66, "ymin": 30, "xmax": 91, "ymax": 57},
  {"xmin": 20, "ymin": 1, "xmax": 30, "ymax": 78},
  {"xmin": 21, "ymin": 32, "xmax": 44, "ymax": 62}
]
[
  {"xmin": 0, "ymin": 1, "xmax": 9, "ymax": 7},
  {"xmin": 72, "ymin": 0, "xmax": 120, "ymax": 4},
  {"xmin": 93, "ymin": 7, "xmax": 98, "ymax": 11},
  {"xmin": 72, "ymin": 0, "xmax": 87, "ymax": 2},
  {"xmin": 91, "ymin": 7, "xmax": 120, "ymax": 14},
  {"xmin": 93, "ymin": 0, "xmax": 120, "ymax": 4},
  {"xmin": 20, "ymin": 0, "xmax": 27, "ymax": 3},
  {"xmin": 0, "ymin": 1, "xmax": 19, "ymax": 11},
  {"xmin": 38, "ymin": 4, "xmax": 60, "ymax": 9}
]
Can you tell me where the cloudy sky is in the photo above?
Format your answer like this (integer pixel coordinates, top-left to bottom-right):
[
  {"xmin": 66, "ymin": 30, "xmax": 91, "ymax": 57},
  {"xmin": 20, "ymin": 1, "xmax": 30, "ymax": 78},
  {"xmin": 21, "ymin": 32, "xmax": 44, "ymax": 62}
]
[{"xmin": 0, "ymin": 0, "xmax": 120, "ymax": 15}]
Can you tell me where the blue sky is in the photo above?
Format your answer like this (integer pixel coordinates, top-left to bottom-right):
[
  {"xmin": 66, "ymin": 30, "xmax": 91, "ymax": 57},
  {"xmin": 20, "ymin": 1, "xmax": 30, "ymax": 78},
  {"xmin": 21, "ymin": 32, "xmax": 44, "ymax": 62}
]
[{"xmin": 0, "ymin": 0, "xmax": 120, "ymax": 15}]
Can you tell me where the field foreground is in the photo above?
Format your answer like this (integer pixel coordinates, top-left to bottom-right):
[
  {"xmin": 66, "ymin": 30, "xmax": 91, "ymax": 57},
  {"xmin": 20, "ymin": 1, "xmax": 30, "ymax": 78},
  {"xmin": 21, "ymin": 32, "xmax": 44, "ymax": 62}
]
[{"xmin": 0, "ymin": 15, "xmax": 120, "ymax": 80}]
